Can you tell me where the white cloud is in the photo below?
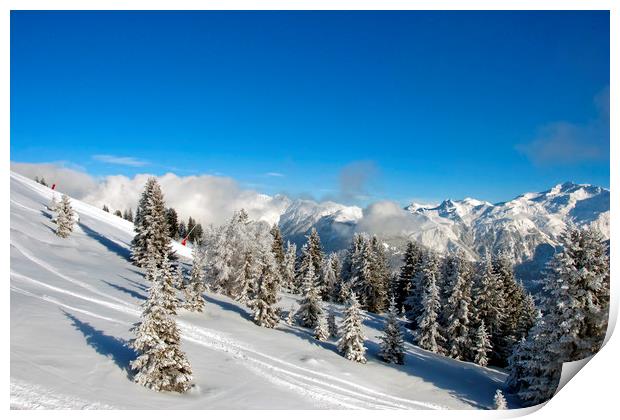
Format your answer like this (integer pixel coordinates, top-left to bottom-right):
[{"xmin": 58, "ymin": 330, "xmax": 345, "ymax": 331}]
[
  {"xmin": 264, "ymin": 172, "xmax": 285, "ymax": 177},
  {"xmin": 355, "ymin": 200, "xmax": 428, "ymax": 237},
  {"xmin": 11, "ymin": 163, "xmax": 290, "ymax": 226},
  {"xmin": 10, "ymin": 162, "xmax": 99, "ymax": 198},
  {"xmin": 92, "ymin": 155, "xmax": 149, "ymax": 167}
]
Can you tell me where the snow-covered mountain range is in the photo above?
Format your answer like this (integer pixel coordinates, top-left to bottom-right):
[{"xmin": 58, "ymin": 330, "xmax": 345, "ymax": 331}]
[{"xmin": 277, "ymin": 182, "xmax": 610, "ymax": 279}]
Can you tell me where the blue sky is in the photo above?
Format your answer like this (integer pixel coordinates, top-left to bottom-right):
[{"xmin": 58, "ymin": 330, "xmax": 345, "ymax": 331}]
[{"xmin": 10, "ymin": 11, "xmax": 609, "ymax": 205}]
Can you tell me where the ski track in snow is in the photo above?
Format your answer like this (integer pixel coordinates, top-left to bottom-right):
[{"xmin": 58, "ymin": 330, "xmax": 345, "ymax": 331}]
[
  {"xmin": 11, "ymin": 266, "xmax": 442, "ymax": 410},
  {"xmin": 10, "ymin": 379, "xmax": 115, "ymax": 410}
]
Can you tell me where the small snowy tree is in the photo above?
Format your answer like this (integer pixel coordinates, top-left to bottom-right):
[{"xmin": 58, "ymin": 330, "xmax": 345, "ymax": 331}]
[
  {"xmin": 130, "ymin": 249, "xmax": 193, "ymax": 392},
  {"xmin": 493, "ymin": 389, "xmax": 508, "ymax": 409},
  {"xmin": 48, "ymin": 194, "xmax": 59, "ymax": 212},
  {"xmin": 55, "ymin": 194, "xmax": 75, "ymax": 238},
  {"xmin": 314, "ymin": 315, "xmax": 329, "ymax": 341},
  {"xmin": 285, "ymin": 305, "xmax": 296, "ymax": 326},
  {"xmin": 327, "ymin": 308, "xmax": 339, "ymax": 338},
  {"xmin": 474, "ymin": 321, "xmax": 492, "ymax": 367},
  {"xmin": 337, "ymin": 293, "xmax": 367, "ymax": 363},
  {"xmin": 379, "ymin": 299, "xmax": 405, "ymax": 364},
  {"xmin": 184, "ymin": 247, "xmax": 207, "ymax": 312},
  {"xmin": 296, "ymin": 263, "xmax": 323, "ymax": 329}
]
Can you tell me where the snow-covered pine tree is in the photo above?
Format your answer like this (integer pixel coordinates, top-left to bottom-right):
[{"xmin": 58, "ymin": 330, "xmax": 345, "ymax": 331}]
[
  {"xmin": 330, "ymin": 254, "xmax": 343, "ymax": 301},
  {"xmin": 341, "ymin": 233, "xmax": 364, "ymax": 289},
  {"xmin": 338, "ymin": 293, "xmax": 367, "ymax": 363},
  {"xmin": 248, "ymin": 245, "xmax": 281, "ymax": 328},
  {"xmin": 178, "ymin": 221, "xmax": 187, "ymax": 240},
  {"xmin": 174, "ymin": 263, "xmax": 185, "ymax": 291},
  {"xmin": 493, "ymin": 389, "xmax": 508, "ymax": 409},
  {"xmin": 306, "ymin": 228, "xmax": 325, "ymax": 299},
  {"xmin": 415, "ymin": 252, "xmax": 445, "ymax": 354},
  {"xmin": 314, "ymin": 315, "xmax": 329, "ymax": 341},
  {"xmin": 350, "ymin": 235, "xmax": 375, "ymax": 311},
  {"xmin": 286, "ymin": 305, "xmax": 296, "ymax": 326},
  {"xmin": 492, "ymin": 252, "xmax": 526, "ymax": 363},
  {"xmin": 55, "ymin": 194, "xmax": 76, "ymax": 238},
  {"xmin": 397, "ymin": 241, "xmax": 422, "ymax": 315},
  {"xmin": 516, "ymin": 291, "xmax": 537, "ymax": 340},
  {"xmin": 321, "ymin": 255, "xmax": 338, "ymax": 303},
  {"xmin": 472, "ymin": 252, "xmax": 505, "ymax": 354},
  {"xmin": 508, "ymin": 225, "xmax": 609, "ymax": 406},
  {"xmin": 545, "ymin": 225, "xmax": 610, "ymax": 360},
  {"xmin": 270, "ymin": 223, "xmax": 285, "ymax": 273},
  {"xmin": 443, "ymin": 251, "xmax": 473, "ymax": 360},
  {"xmin": 379, "ymin": 299, "xmax": 405, "ymax": 364},
  {"xmin": 184, "ymin": 246, "xmax": 207, "ymax": 312},
  {"xmin": 327, "ymin": 308, "xmax": 339, "ymax": 338},
  {"xmin": 404, "ymin": 248, "xmax": 426, "ymax": 329},
  {"xmin": 506, "ymin": 317, "xmax": 560, "ymax": 405},
  {"xmin": 295, "ymin": 263, "xmax": 323, "ymax": 328},
  {"xmin": 166, "ymin": 208, "xmax": 179, "ymax": 239},
  {"xmin": 131, "ymin": 178, "xmax": 173, "ymax": 268},
  {"xmin": 282, "ymin": 241, "xmax": 297, "ymax": 293},
  {"xmin": 369, "ymin": 235, "xmax": 389, "ymax": 313},
  {"xmin": 473, "ymin": 320, "xmax": 492, "ymax": 367},
  {"xmin": 123, "ymin": 208, "xmax": 134, "ymax": 222},
  {"xmin": 114, "ymin": 209, "xmax": 123, "ymax": 217},
  {"xmin": 130, "ymin": 248, "xmax": 192, "ymax": 392},
  {"xmin": 102, "ymin": 204, "xmax": 109, "ymax": 213}
]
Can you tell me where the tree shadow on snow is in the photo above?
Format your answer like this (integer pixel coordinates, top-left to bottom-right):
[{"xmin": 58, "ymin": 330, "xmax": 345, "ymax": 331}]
[
  {"xmin": 78, "ymin": 222, "xmax": 131, "ymax": 261},
  {"xmin": 62, "ymin": 310, "xmax": 136, "ymax": 378},
  {"xmin": 203, "ymin": 294, "xmax": 253, "ymax": 322},
  {"xmin": 278, "ymin": 323, "xmax": 339, "ymax": 353},
  {"xmin": 101, "ymin": 280, "xmax": 147, "ymax": 301},
  {"xmin": 122, "ymin": 277, "xmax": 149, "ymax": 293}
]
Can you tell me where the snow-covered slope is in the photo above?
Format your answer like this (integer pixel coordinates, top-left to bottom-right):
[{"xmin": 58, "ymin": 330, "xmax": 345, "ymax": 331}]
[{"xmin": 10, "ymin": 171, "xmax": 508, "ymax": 409}]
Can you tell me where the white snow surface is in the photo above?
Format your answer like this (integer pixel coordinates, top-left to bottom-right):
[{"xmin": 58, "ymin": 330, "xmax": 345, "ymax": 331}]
[{"xmin": 10, "ymin": 171, "xmax": 508, "ymax": 409}]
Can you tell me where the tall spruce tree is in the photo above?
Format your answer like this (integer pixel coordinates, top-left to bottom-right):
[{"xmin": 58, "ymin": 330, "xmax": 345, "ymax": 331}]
[
  {"xmin": 415, "ymin": 252, "xmax": 445, "ymax": 354},
  {"xmin": 473, "ymin": 320, "xmax": 492, "ymax": 367},
  {"xmin": 508, "ymin": 226, "xmax": 609, "ymax": 406},
  {"xmin": 337, "ymin": 293, "xmax": 367, "ymax": 363},
  {"xmin": 396, "ymin": 241, "xmax": 422, "ymax": 314},
  {"xmin": 184, "ymin": 246, "xmax": 207, "ymax": 312},
  {"xmin": 131, "ymin": 178, "xmax": 173, "ymax": 268},
  {"xmin": 166, "ymin": 208, "xmax": 179, "ymax": 239},
  {"xmin": 55, "ymin": 194, "xmax": 76, "ymax": 238},
  {"xmin": 282, "ymin": 241, "xmax": 297, "ymax": 292},
  {"xmin": 327, "ymin": 307, "xmax": 339, "ymax": 338},
  {"xmin": 379, "ymin": 299, "xmax": 405, "ymax": 364},
  {"xmin": 295, "ymin": 263, "xmax": 323, "ymax": 329},
  {"xmin": 472, "ymin": 252, "xmax": 505, "ymax": 354},
  {"xmin": 369, "ymin": 235, "xmax": 389, "ymax": 313},
  {"xmin": 270, "ymin": 224, "xmax": 286, "ymax": 274},
  {"xmin": 306, "ymin": 228, "xmax": 325, "ymax": 298},
  {"xmin": 130, "ymin": 248, "xmax": 192, "ymax": 392},
  {"xmin": 248, "ymin": 246, "xmax": 281, "ymax": 328},
  {"xmin": 404, "ymin": 248, "xmax": 426, "ymax": 328},
  {"xmin": 321, "ymin": 255, "xmax": 339, "ymax": 303},
  {"xmin": 443, "ymin": 251, "xmax": 473, "ymax": 360}
]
